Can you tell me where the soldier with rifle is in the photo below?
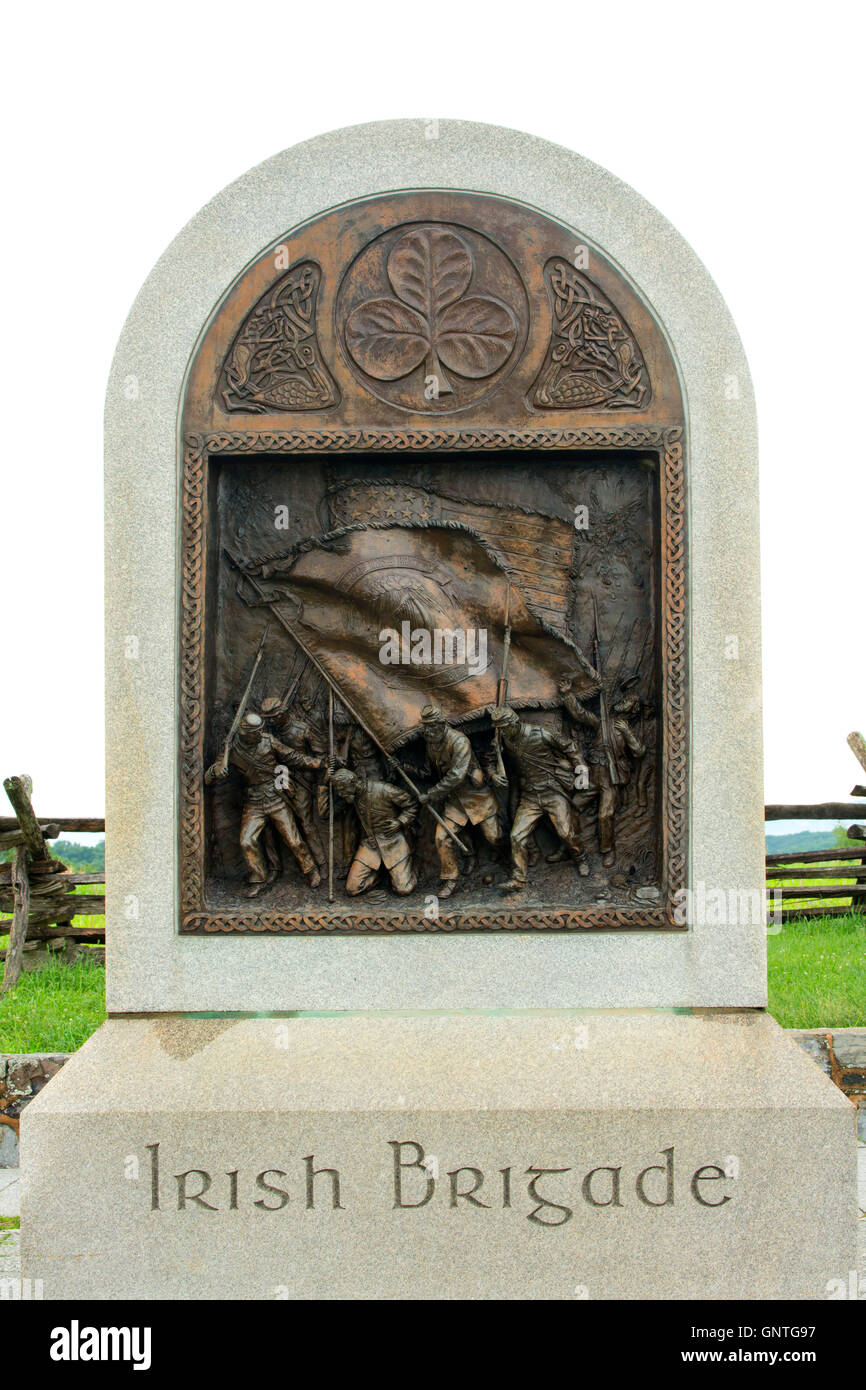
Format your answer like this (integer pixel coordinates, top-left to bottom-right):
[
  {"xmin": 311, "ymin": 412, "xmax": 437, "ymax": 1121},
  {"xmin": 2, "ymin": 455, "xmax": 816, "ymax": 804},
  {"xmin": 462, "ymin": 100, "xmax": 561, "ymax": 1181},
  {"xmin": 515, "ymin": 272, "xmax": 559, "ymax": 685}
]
[
  {"xmin": 415, "ymin": 704, "xmax": 503, "ymax": 898},
  {"xmin": 559, "ymin": 672, "xmax": 645, "ymax": 866},
  {"xmin": 330, "ymin": 766, "xmax": 418, "ymax": 897},
  {"xmin": 321, "ymin": 700, "xmax": 386, "ymax": 876},
  {"xmin": 260, "ymin": 690, "xmax": 327, "ymax": 873},
  {"xmin": 205, "ymin": 711, "xmax": 324, "ymax": 897},
  {"xmin": 222, "ymin": 548, "xmax": 470, "ymax": 878},
  {"xmin": 489, "ymin": 705, "xmax": 590, "ymax": 892},
  {"xmin": 619, "ymin": 677, "xmax": 655, "ymax": 811},
  {"xmin": 558, "ymin": 602, "xmax": 647, "ymax": 867}
]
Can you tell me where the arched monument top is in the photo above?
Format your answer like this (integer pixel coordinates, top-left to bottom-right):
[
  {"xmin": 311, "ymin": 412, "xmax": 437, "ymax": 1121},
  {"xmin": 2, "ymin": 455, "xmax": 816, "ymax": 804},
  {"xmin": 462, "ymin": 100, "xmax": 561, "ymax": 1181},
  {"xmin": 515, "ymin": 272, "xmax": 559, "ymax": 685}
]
[{"xmin": 104, "ymin": 120, "xmax": 763, "ymax": 1011}]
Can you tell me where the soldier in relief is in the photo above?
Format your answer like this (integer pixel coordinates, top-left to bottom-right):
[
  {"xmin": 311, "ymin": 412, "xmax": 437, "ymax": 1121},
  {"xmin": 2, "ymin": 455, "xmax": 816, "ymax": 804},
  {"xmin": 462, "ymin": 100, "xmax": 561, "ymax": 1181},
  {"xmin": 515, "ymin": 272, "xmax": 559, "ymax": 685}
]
[
  {"xmin": 559, "ymin": 673, "xmax": 645, "ymax": 866},
  {"xmin": 259, "ymin": 694, "xmax": 327, "ymax": 873},
  {"xmin": 488, "ymin": 705, "xmax": 590, "ymax": 891},
  {"xmin": 205, "ymin": 711, "xmax": 323, "ymax": 897},
  {"xmin": 414, "ymin": 703, "xmax": 503, "ymax": 898},
  {"xmin": 329, "ymin": 766, "xmax": 418, "ymax": 897}
]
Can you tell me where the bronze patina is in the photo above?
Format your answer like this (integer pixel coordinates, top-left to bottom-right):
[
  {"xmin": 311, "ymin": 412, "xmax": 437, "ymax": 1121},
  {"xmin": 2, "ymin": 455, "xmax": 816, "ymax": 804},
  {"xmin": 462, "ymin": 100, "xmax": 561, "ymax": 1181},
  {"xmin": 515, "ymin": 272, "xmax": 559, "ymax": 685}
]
[{"xmin": 179, "ymin": 190, "xmax": 687, "ymax": 933}]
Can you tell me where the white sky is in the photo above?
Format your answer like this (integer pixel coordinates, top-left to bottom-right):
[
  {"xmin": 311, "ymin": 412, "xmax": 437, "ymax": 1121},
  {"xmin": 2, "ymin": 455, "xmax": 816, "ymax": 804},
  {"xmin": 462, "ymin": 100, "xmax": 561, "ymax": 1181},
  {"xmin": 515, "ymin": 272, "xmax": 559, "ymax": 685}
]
[{"xmin": 1, "ymin": 0, "xmax": 863, "ymax": 817}]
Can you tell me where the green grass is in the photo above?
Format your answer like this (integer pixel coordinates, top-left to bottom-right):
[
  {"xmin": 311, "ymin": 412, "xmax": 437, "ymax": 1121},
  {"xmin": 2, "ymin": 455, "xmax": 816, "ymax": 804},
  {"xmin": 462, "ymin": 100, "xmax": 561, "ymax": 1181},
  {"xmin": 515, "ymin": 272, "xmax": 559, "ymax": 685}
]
[
  {"xmin": 0, "ymin": 878, "xmax": 107, "ymax": 1051},
  {"xmin": 765, "ymin": 856, "xmax": 866, "ymax": 1027},
  {"xmin": 0, "ymin": 950, "xmax": 106, "ymax": 1052},
  {"xmin": 0, "ymin": 1216, "xmax": 20, "ymax": 1232},
  {"xmin": 767, "ymin": 911, "xmax": 866, "ymax": 1028}
]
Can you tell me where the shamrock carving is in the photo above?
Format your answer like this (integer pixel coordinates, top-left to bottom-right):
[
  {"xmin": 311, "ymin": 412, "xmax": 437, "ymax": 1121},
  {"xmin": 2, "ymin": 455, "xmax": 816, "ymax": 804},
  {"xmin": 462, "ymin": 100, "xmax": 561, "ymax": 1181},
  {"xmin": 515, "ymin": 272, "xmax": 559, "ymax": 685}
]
[{"xmin": 345, "ymin": 227, "xmax": 517, "ymax": 397}]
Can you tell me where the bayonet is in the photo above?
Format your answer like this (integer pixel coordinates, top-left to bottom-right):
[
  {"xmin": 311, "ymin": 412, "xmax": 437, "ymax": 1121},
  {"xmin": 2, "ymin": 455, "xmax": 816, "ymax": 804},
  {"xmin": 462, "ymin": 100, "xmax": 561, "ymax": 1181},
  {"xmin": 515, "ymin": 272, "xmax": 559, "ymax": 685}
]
[{"xmin": 218, "ymin": 619, "xmax": 271, "ymax": 775}]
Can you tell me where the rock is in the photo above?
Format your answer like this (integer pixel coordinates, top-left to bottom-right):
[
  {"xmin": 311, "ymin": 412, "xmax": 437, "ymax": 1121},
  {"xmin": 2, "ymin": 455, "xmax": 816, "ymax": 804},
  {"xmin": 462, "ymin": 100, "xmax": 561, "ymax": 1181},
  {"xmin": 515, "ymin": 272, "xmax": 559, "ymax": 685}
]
[
  {"xmin": 830, "ymin": 1029, "xmax": 866, "ymax": 1072},
  {"xmin": 790, "ymin": 1032, "xmax": 833, "ymax": 1078},
  {"xmin": 0, "ymin": 1120, "xmax": 18, "ymax": 1168},
  {"xmin": 0, "ymin": 1055, "xmax": 70, "ymax": 1120},
  {"xmin": 634, "ymin": 886, "xmax": 661, "ymax": 902}
]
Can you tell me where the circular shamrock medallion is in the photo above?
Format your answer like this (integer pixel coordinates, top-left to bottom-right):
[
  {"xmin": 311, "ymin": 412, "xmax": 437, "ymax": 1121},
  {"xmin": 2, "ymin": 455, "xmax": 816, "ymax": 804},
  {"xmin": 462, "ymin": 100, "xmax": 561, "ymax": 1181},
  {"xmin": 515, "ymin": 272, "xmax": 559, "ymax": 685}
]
[{"xmin": 338, "ymin": 223, "xmax": 527, "ymax": 413}]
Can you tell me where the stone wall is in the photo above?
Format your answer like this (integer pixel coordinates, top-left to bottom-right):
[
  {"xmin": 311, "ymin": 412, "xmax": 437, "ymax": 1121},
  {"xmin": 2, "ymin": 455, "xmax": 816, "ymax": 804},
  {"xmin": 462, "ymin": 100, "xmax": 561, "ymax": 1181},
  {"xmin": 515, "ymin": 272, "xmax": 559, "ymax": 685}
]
[
  {"xmin": 0, "ymin": 1054, "xmax": 68, "ymax": 1164},
  {"xmin": 1, "ymin": 1030, "xmax": 864, "ymax": 1164}
]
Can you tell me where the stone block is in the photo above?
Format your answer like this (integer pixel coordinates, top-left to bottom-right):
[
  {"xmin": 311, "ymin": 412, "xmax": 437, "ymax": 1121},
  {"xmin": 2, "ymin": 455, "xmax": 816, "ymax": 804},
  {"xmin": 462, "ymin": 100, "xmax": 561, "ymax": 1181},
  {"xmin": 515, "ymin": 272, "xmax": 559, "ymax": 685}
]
[{"xmin": 21, "ymin": 1013, "xmax": 857, "ymax": 1300}]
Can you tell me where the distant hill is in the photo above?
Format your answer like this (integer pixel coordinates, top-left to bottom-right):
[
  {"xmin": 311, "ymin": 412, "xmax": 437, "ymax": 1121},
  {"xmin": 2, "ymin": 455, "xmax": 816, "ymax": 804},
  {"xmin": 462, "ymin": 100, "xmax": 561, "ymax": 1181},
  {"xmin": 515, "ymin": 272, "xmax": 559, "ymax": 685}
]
[
  {"xmin": 52, "ymin": 839, "xmax": 105, "ymax": 873},
  {"xmin": 0, "ymin": 837, "xmax": 105, "ymax": 870},
  {"xmin": 766, "ymin": 828, "xmax": 859, "ymax": 856}
]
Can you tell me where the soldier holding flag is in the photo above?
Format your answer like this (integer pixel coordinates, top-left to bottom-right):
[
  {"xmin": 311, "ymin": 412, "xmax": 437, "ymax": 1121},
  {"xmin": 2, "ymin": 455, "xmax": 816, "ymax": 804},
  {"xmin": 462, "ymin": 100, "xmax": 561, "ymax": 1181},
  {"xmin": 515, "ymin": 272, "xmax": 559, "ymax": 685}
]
[{"xmin": 259, "ymin": 693, "xmax": 328, "ymax": 873}]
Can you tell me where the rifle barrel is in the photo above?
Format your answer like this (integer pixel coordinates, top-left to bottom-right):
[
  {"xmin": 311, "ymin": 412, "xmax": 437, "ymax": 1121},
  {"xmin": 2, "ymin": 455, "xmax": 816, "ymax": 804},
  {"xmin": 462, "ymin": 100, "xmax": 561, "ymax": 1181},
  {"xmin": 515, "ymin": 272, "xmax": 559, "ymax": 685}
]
[{"xmin": 220, "ymin": 620, "xmax": 270, "ymax": 770}]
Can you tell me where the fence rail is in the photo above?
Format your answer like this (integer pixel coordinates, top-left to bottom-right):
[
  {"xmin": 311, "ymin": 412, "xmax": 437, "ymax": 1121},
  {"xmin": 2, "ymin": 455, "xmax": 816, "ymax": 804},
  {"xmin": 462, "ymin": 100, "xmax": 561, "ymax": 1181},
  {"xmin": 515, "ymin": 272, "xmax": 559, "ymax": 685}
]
[
  {"xmin": 0, "ymin": 779, "xmax": 104, "ymax": 995},
  {"xmin": 764, "ymin": 731, "xmax": 866, "ymax": 920}
]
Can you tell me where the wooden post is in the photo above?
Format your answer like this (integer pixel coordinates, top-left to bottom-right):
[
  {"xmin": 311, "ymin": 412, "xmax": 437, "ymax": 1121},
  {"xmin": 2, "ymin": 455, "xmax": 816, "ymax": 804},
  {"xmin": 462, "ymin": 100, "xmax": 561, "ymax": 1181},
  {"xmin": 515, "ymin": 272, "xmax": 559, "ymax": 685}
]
[
  {"xmin": 847, "ymin": 736, "xmax": 866, "ymax": 875},
  {"xmin": 2, "ymin": 775, "xmax": 53, "ymax": 862},
  {"xmin": 848, "ymin": 731, "xmax": 866, "ymax": 775},
  {"xmin": 1, "ymin": 776, "xmax": 76, "ymax": 989},
  {"xmin": 0, "ymin": 823, "xmax": 59, "ymax": 850},
  {"xmin": 848, "ymin": 732, "xmax": 866, "ymax": 800},
  {"xmin": 0, "ymin": 816, "xmax": 104, "ymax": 833},
  {"xmin": 1, "ymin": 847, "xmax": 30, "ymax": 996},
  {"xmin": 764, "ymin": 802, "xmax": 866, "ymax": 820}
]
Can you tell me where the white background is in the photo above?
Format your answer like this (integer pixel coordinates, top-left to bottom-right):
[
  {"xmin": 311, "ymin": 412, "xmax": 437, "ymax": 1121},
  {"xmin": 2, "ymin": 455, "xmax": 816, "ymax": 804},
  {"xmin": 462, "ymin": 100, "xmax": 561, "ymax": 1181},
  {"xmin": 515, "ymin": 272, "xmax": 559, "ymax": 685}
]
[{"xmin": 1, "ymin": 0, "xmax": 863, "ymax": 818}]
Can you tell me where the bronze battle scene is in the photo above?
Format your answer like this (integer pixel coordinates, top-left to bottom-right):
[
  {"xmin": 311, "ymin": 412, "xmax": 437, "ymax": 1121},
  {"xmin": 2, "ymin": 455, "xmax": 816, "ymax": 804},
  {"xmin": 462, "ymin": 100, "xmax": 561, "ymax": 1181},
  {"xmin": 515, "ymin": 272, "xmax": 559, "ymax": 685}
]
[
  {"xmin": 179, "ymin": 189, "xmax": 686, "ymax": 933},
  {"xmin": 203, "ymin": 455, "xmax": 663, "ymax": 918}
]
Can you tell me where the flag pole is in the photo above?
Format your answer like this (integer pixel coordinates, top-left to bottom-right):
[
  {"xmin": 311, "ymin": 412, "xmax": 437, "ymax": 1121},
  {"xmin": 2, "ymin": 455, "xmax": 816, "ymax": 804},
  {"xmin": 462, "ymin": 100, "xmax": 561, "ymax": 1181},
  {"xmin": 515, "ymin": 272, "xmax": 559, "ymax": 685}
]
[
  {"xmin": 278, "ymin": 655, "xmax": 308, "ymax": 715},
  {"xmin": 223, "ymin": 550, "xmax": 470, "ymax": 858},
  {"xmin": 328, "ymin": 687, "xmax": 335, "ymax": 904},
  {"xmin": 494, "ymin": 580, "xmax": 512, "ymax": 782},
  {"xmin": 592, "ymin": 593, "xmax": 619, "ymax": 786}
]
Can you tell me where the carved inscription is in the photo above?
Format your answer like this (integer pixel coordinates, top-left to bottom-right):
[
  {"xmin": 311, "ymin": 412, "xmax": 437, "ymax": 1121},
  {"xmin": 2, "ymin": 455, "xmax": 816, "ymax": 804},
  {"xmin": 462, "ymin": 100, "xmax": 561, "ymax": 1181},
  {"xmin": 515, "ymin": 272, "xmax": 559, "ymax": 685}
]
[{"xmin": 144, "ymin": 1139, "xmax": 733, "ymax": 1225}]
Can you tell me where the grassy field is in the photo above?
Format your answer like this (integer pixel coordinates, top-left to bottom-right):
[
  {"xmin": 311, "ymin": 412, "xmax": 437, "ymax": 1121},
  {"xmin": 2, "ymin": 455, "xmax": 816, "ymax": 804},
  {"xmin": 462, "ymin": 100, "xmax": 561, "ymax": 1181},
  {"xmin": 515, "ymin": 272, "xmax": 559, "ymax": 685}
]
[
  {"xmin": 767, "ymin": 911, "xmax": 865, "ymax": 1028},
  {"xmin": 0, "ymin": 886, "xmax": 107, "ymax": 1051},
  {"xmin": 764, "ymin": 856, "xmax": 865, "ymax": 1026},
  {"xmin": 0, "ymin": 937, "xmax": 106, "ymax": 1052}
]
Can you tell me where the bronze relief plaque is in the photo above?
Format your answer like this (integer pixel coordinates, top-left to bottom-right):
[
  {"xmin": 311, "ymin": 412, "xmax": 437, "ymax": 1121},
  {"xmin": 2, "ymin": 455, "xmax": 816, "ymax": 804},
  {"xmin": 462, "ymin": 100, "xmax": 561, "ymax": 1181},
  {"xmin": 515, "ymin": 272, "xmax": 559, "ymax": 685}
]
[{"xmin": 179, "ymin": 191, "xmax": 686, "ymax": 933}]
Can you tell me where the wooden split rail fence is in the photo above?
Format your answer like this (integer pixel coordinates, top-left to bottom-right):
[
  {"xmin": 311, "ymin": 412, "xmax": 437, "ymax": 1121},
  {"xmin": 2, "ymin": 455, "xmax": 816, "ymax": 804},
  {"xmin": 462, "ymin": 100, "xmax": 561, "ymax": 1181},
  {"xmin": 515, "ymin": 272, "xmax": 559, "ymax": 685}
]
[
  {"xmin": 0, "ymin": 775, "xmax": 104, "ymax": 996},
  {"xmin": 764, "ymin": 731, "xmax": 866, "ymax": 922}
]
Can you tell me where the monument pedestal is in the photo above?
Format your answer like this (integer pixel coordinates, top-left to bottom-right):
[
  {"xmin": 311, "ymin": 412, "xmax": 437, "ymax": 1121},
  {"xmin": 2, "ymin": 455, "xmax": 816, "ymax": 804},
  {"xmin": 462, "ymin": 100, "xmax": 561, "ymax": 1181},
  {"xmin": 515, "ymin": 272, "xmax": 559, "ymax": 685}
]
[{"xmin": 22, "ymin": 1012, "xmax": 856, "ymax": 1300}]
